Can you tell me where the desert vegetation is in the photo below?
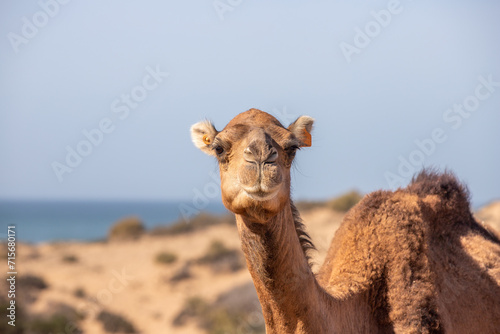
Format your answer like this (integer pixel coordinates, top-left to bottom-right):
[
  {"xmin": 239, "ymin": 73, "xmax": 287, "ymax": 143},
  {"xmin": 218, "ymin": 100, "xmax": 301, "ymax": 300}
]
[
  {"xmin": 0, "ymin": 298, "xmax": 83, "ymax": 334},
  {"xmin": 295, "ymin": 189, "xmax": 363, "ymax": 212},
  {"xmin": 97, "ymin": 310, "xmax": 137, "ymax": 333},
  {"xmin": 173, "ymin": 283, "xmax": 265, "ymax": 334},
  {"xmin": 155, "ymin": 251, "xmax": 178, "ymax": 265},
  {"xmin": 108, "ymin": 216, "xmax": 145, "ymax": 241},
  {"xmin": 62, "ymin": 254, "xmax": 79, "ymax": 263},
  {"xmin": 26, "ymin": 303, "xmax": 83, "ymax": 334},
  {"xmin": 197, "ymin": 239, "xmax": 244, "ymax": 273}
]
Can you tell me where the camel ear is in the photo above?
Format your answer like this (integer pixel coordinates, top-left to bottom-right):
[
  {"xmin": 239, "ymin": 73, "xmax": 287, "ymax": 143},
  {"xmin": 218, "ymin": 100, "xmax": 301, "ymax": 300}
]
[
  {"xmin": 190, "ymin": 120, "xmax": 219, "ymax": 156},
  {"xmin": 288, "ymin": 116, "xmax": 314, "ymax": 147}
]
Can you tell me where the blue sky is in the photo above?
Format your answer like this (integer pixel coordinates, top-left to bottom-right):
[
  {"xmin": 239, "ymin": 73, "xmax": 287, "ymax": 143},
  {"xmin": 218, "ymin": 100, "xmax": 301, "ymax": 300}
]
[{"xmin": 0, "ymin": 1, "xmax": 499, "ymax": 207}]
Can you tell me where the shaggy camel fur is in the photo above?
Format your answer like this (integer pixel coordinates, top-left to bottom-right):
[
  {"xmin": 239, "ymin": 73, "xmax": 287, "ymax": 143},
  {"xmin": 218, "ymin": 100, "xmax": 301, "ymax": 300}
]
[{"xmin": 191, "ymin": 108, "xmax": 500, "ymax": 333}]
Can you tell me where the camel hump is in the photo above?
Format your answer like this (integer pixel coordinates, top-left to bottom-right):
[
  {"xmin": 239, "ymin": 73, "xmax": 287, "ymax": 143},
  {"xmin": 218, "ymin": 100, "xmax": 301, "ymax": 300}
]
[
  {"xmin": 408, "ymin": 169, "xmax": 470, "ymax": 201},
  {"xmin": 407, "ymin": 169, "xmax": 471, "ymax": 209},
  {"xmin": 406, "ymin": 169, "xmax": 497, "ymax": 240}
]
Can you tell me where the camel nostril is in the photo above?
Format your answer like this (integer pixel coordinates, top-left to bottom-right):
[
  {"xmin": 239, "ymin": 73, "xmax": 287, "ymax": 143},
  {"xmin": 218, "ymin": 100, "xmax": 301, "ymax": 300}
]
[
  {"xmin": 265, "ymin": 148, "xmax": 278, "ymax": 164},
  {"xmin": 244, "ymin": 147, "xmax": 256, "ymax": 163},
  {"xmin": 244, "ymin": 145, "xmax": 277, "ymax": 164}
]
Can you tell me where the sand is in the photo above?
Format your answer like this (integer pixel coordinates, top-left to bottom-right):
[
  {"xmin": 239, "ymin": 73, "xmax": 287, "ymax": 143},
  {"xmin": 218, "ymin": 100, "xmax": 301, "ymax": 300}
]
[{"xmin": 9, "ymin": 202, "xmax": 500, "ymax": 334}]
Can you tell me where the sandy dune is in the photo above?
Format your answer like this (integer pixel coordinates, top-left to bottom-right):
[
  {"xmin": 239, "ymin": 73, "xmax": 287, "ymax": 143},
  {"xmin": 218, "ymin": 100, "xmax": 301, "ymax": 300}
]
[{"xmin": 8, "ymin": 201, "xmax": 500, "ymax": 334}]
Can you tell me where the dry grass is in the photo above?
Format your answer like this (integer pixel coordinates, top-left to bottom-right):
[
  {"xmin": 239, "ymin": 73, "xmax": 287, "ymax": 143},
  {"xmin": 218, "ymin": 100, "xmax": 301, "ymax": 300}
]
[
  {"xmin": 327, "ymin": 190, "xmax": 363, "ymax": 212},
  {"xmin": 173, "ymin": 282, "xmax": 264, "ymax": 334},
  {"xmin": 18, "ymin": 274, "xmax": 48, "ymax": 291},
  {"xmin": 27, "ymin": 314, "xmax": 82, "ymax": 334},
  {"xmin": 295, "ymin": 190, "xmax": 363, "ymax": 213},
  {"xmin": 4, "ymin": 302, "xmax": 83, "ymax": 334},
  {"xmin": 62, "ymin": 254, "xmax": 79, "ymax": 263},
  {"xmin": 97, "ymin": 310, "xmax": 137, "ymax": 333},
  {"xmin": 73, "ymin": 287, "xmax": 86, "ymax": 299},
  {"xmin": 197, "ymin": 240, "xmax": 244, "ymax": 273},
  {"xmin": 108, "ymin": 216, "xmax": 145, "ymax": 241},
  {"xmin": 170, "ymin": 263, "xmax": 193, "ymax": 283},
  {"xmin": 155, "ymin": 251, "xmax": 178, "ymax": 265}
]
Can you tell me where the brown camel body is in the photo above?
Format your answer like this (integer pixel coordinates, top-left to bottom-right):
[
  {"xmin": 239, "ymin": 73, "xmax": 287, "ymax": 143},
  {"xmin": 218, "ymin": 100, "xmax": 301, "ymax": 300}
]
[{"xmin": 191, "ymin": 109, "xmax": 500, "ymax": 333}]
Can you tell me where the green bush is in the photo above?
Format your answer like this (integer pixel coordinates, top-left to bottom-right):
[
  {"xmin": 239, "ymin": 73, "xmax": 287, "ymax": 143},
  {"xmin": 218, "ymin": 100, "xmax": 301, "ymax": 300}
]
[
  {"xmin": 108, "ymin": 216, "xmax": 145, "ymax": 241},
  {"xmin": 28, "ymin": 314, "xmax": 82, "ymax": 334},
  {"xmin": 97, "ymin": 310, "xmax": 137, "ymax": 333},
  {"xmin": 328, "ymin": 190, "xmax": 363, "ymax": 212},
  {"xmin": 155, "ymin": 251, "xmax": 178, "ymax": 265},
  {"xmin": 27, "ymin": 304, "xmax": 83, "ymax": 334}
]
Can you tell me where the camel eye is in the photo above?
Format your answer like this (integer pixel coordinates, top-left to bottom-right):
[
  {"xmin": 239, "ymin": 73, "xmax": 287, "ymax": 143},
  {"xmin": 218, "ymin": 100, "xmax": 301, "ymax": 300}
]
[
  {"xmin": 215, "ymin": 145, "xmax": 224, "ymax": 156},
  {"xmin": 285, "ymin": 144, "xmax": 299, "ymax": 153},
  {"xmin": 284, "ymin": 144, "xmax": 299, "ymax": 161}
]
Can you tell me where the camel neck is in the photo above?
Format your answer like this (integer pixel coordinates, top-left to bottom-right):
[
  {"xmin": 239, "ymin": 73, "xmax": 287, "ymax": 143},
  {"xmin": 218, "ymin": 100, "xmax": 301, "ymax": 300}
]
[{"xmin": 235, "ymin": 202, "xmax": 333, "ymax": 333}]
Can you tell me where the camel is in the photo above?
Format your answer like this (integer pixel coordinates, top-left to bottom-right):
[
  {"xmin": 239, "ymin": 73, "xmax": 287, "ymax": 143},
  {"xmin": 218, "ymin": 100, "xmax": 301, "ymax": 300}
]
[{"xmin": 190, "ymin": 108, "xmax": 500, "ymax": 333}]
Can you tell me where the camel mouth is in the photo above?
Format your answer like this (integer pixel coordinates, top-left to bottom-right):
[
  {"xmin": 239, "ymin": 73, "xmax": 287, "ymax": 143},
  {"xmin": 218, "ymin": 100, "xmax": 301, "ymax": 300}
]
[{"xmin": 243, "ymin": 188, "xmax": 279, "ymax": 202}]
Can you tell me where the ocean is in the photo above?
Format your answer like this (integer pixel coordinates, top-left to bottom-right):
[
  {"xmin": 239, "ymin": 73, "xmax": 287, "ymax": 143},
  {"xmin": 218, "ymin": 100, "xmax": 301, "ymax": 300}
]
[{"xmin": 0, "ymin": 200, "xmax": 227, "ymax": 243}]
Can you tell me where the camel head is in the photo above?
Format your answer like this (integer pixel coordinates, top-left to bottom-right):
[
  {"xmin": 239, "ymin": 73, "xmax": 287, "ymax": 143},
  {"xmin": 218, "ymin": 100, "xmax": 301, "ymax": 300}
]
[{"xmin": 191, "ymin": 108, "xmax": 314, "ymax": 223}]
